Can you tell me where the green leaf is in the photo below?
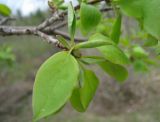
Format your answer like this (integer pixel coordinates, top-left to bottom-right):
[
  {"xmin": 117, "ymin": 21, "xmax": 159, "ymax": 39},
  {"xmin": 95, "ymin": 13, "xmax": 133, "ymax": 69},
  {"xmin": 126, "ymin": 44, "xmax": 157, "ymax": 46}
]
[
  {"xmin": 117, "ymin": 0, "xmax": 142, "ymax": 18},
  {"xmin": 143, "ymin": 58, "xmax": 157, "ymax": 66},
  {"xmin": 89, "ymin": 33, "xmax": 115, "ymax": 44},
  {"xmin": 56, "ymin": 35, "xmax": 70, "ymax": 49},
  {"xmin": 98, "ymin": 45, "xmax": 130, "ymax": 65},
  {"xmin": 68, "ymin": 2, "xmax": 76, "ymax": 41},
  {"xmin": 48, "ymin": 0, "xmax": 64, "ymax": 9},
  {"xmin": 70, "ymin": 88, "xmax": 85, "ymax": 112},
  {"xmin": 99, "ymin": 61, "xmax": 128, "ymax": 82},
  {"xmin": 0, "ymin": 4, "xmax": 11, "ymax": 16},
  {"xmin": 74, "ymin": 39, "xmax": 114, "ymax": 49},
  {"xmin": 0, "ymin": 45, "xmax": 15, "ymax": 67},
  {"xmin": 80, "ymin": 3, "xmax": 101, "ymax": 33},
  {"xmin": 33, "ymin": 51, "xmax": 79, "ymax": 121},
  {"xmin": 70, "ymin": 69, "xmax": 99, "ymax": 112},
  {"xmin": 80, "ymin": 69, "xmax": 99, "ymax": 108},
  {"xmin": 110, "ymin": 14, "xmax": 122, "ymax": 44},
  {"xmin": 144, "ymin": 35, "xmax": 158, "ymax": 47},
  {"xmin": 118, "ymin": 0, "xmax": 160, "ymax": 40},
  {"xmin": 89, "ymin": 34, "xmax": 129, "ymax": 65},
  {"xmin": 74, "ymin": 33, "xmax": 115, "ymax": 49},
  {"xmin": 80, "ymin": 56, "xmax": 106, "ymax": 64},
  {"xmin": 133, "ymin": 60, "xmax": 148, "ymax": 72},
  {"xmin": 132, "ymin": 46, "xmax": 148, "ymax": 59}
]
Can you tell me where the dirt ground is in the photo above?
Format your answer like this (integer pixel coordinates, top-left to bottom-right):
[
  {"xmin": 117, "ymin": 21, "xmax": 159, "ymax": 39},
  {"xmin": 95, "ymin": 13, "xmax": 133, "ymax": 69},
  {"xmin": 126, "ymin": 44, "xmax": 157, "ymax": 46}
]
[{"xmin": 0, "ymin": 68, "xmax": 160, "ymax": 122}]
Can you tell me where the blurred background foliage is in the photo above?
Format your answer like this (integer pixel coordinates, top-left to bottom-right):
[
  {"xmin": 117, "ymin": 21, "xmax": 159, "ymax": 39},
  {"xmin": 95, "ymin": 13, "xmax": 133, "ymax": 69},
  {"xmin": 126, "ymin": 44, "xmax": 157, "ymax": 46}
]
[{"xmin": 0, "ymin": 2, "xmax": 160, "ymax": 122}]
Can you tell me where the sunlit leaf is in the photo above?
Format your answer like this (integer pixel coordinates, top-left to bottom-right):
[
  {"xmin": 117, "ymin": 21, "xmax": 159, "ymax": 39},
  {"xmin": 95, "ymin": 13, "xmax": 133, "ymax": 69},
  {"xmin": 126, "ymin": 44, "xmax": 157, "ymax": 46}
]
[
  {"xmin": 48, "ymin": 0, "xmax": 64, "ymax": 9},
  {"xmin": 33, "ymin": 51, "xmax": 79, "ymax": 121},
  {"xmin": 144, "ymin": 35, "xmax": 158, "ymax": 47},
  {"xmin": 98, "ymin": 45, "xmax": 130, "ymax": 65},
  {"xmin": 74, "ymin": 39, "xmax": 114, "ymax": 49},
  {"xmin": 0, "ymin": 4, "xmax": 11, "ymax": 16},
  {"xmin": 132, "ymin": 46, "xmax": 148, "ymax": 59},
  {"xmin": 80, "ymin": 3, "xmax": 101, "ymax": 34},
  {"xmin": 80, "ymin": 56, "xmax": 105, "ymax": 64},
  {"xmin": 68, "ymin": 2, "xmax": 76, "ymax": 41},
  {"xmin": 74, "ymin": 33, "xmax": 115, "ymax": 49},
  {"xmin": 110, "ymin": 14, "xmax": 122, "ymax": 44},
  {"xmin": 89, "ymin": 33, "xmax": 115, "ymax": 44},
  {"xmin": 89, "ymin": 34, "xmax": 129, "ymax": 65}
]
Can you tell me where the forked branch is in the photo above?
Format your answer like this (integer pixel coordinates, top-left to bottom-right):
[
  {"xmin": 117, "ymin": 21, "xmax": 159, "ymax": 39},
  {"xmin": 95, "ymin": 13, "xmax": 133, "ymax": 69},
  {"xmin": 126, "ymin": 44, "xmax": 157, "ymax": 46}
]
[{"xmin": 0, "ymin": 0, "xmax": 112, "ymax": 49}]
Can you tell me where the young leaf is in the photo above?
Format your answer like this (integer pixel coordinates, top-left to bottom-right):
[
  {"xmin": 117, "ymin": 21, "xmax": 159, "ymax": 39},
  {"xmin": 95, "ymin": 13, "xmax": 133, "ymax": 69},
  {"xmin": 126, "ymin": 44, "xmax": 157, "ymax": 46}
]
[
  {"xmin": 99, "ymin": 45, "xmax": 130, "ymax": 65},
  {"xmin": 132, "ymin": 46, "xmax": 148, "ymax": 59},
  {"xmin": 74, "ymin": 40, "xmax": 114, "ymax": 49},
  {"xmin": 56, "ymin": 35, "xmax": 70, "ymax": 49},
  {"xmin": 144, "ymin": 34, "xmax": 158, "ymax": 47},
  {"xmin": 68, "ymin": 2, "xmax": 76, "ymax": 41},
  {"xmin": 89, "ymin": 34, "xmax": 129, "ymax": 65},
  {"xmin": 99, "ymin": 61, "xmax": 128, "ymax": 82},
  {"xmin": 80, "ymin": 3, "xmax": 101, "ymax": 33},
  {"xmin": 0, "ymin": 4, "xmax": 11, "ymax": 16},
  {"xmin": 80, "ymin": 56, "xmax": 106, "ymax": 64},
  {"xmin": 89, "ymin": 33, "xmax": 116, "ymax": 44},
  {"xmin": 48, "ymin": 0, "xmax": 64, "ymax": 9},
  {"xmin": 33, "ymin": 51, "xmax": 79, "ymax": 121},
  {"xmin": 70, "ymin": 69, "xmax": 99, "ymax": 112},
  {"xmin": 74, "ymin": 33, "xmax": 115, "ymax": 49},
  {"xmin": 110, "ymin": 14, "xmax": 122, "ymax": 44},
  {"xmin": 133, "ymin": 60, "xmax": 148, "ymax": 72}
]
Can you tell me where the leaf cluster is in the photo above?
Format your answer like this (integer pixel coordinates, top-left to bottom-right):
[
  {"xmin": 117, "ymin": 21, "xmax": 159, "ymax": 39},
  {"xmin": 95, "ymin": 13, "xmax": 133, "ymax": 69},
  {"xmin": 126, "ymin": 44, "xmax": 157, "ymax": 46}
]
[{"xmin": 15, "ymin": 0, "xmax": 160, "ymax": 121}]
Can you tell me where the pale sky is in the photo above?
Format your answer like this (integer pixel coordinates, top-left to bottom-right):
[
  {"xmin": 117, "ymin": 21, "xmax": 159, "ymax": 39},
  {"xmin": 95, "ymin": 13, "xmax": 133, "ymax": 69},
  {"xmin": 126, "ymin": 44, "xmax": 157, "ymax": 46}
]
[{"xmin": 0, "ymin": 0, "xmax": 78, "ymax": 16}]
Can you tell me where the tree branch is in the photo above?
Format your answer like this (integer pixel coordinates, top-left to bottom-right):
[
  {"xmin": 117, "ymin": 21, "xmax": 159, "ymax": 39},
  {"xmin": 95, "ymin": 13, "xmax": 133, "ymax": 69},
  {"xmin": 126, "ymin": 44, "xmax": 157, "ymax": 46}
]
[
  {"xmin": 35, "ymin": 31, "xmax": 58, "ymax": 44},
  {"xmin": 0, "ymin": 25, "xmax": 86, "ymax": 42},
  {"xmin": 41, "ymin": 0, "xmax": 105, "ymax": 27},
  {"xmin": 37, "ymin": 12, "xmax": 62, "ymax": 30},
  {"xmin": 0, "ymin": 0, "xmax": 112, "ymax": 49},
  {"xmin": 0, "ymin": 26, "xmax": 36, "ymax": 36},
  {"xmin": 53, "ymin": 30, "xmax": 86, "ymax": 42}
]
